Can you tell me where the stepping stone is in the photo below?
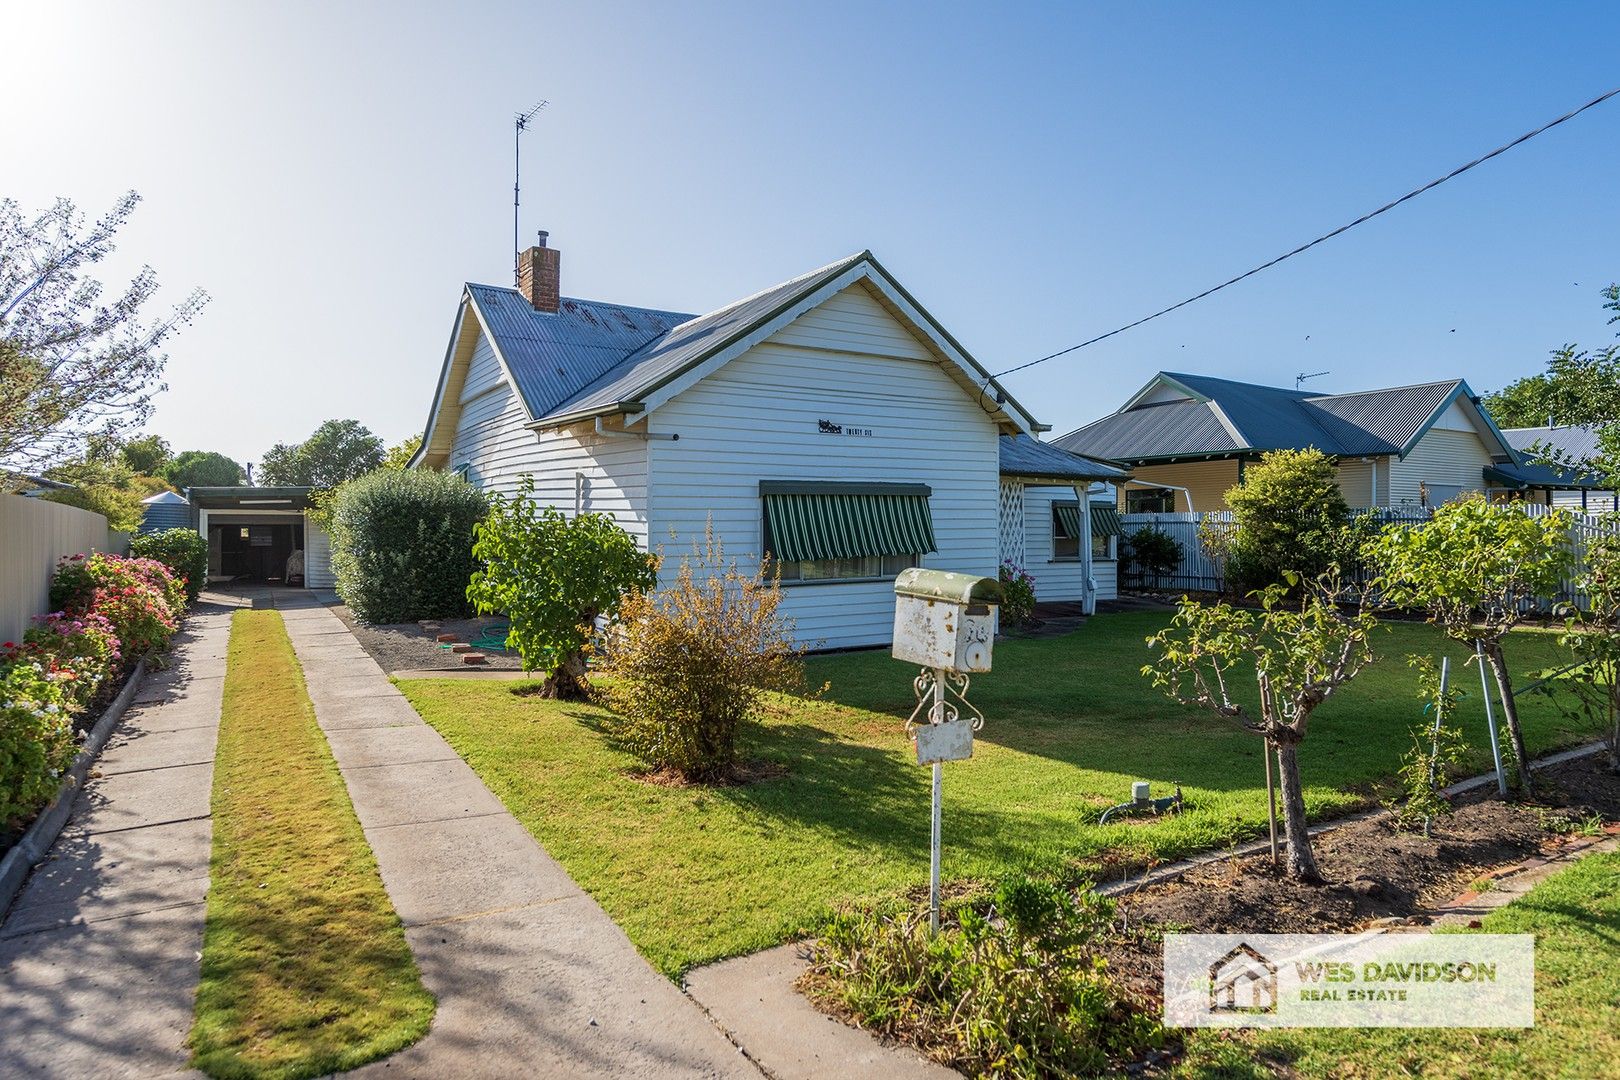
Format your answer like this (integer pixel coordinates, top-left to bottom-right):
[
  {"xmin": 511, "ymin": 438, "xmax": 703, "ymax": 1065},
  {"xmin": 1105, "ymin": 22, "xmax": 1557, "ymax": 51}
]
[
  {"xmin": 461, "ymin": 653, "xmax": 488, "ymax": 665},
  {"xmin": 451, "ymin": 643, "xmax": 473, "ymax": 653},
  {"xmin": 436, "ymin": 632, "xmax": 457, "ymax": 643}
]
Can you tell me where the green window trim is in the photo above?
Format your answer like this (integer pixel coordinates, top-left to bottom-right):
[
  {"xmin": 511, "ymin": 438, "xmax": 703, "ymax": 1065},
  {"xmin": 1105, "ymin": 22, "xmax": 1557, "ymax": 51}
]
[{"xmin": 761, "ymin": 482, "xmax": 937, "ymax": 563}]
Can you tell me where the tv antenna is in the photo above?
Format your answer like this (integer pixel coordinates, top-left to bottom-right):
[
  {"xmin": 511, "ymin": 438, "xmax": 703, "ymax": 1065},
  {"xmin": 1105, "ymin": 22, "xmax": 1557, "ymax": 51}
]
[
  {"xmin": 1295, "ymin": 370, "xmax": 1330, "ymax": 390},
  {"xmin": 513, "ymin": 100, "xmax": 549, "ymax": 285}
]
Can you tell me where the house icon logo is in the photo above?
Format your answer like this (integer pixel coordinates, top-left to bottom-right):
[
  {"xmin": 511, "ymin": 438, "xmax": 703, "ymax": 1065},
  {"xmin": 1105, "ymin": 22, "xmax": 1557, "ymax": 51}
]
[{"xmin": 1209, "ymin": 943, "xmax": 1279, "ymax": 1013}]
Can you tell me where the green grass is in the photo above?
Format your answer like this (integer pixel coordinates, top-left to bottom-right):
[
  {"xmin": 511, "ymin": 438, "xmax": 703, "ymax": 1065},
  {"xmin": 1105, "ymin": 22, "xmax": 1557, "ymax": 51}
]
[
  {"xmin": 190, "ymin": 611, "xmax": 434, "ymax": 1079},
  {"xmin": 1177, "ymin": 849, "xmax": 1620, "ymax": 1078},
  {"xmin": 397, "ymin": 613, "xmax": 1596, "ymax": 978}
]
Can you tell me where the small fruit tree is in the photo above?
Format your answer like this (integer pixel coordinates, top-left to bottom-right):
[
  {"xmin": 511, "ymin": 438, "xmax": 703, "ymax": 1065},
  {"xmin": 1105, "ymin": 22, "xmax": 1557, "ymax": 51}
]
[
  {"xmin": 467, "ymin": 479, "xmax": 656, "ymax": 700},
  {"xmin": 1143, "ymin": 574, "xmax": 1378, "ymax": 882},
  {"xmin": 1366, "ymin": 496, "xmax": 1571, "ymax": 794},
  {"xmin": 1556, "ymin": 525, "xmax": 1620, "ymax": 773}
]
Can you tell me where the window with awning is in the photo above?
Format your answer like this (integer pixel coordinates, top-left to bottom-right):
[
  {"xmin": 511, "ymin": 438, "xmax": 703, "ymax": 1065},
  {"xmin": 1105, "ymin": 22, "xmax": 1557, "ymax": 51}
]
[
  {"xmin": 1052, "ymin": 501, "xmax": 1081, "ymax": 559},
  {"xmin": 760, "ymin": 481, "xmax": 936, "ymax": 582},
  {"xmin": 1090, "ymin": 504, "xmax": 1124, "ymax": 538}
]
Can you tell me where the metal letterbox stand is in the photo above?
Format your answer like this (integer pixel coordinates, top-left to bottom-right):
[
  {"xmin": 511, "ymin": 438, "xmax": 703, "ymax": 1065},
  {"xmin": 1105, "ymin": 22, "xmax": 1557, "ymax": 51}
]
[{"xmin": 892, "ymin": 569, "xmax": 1002, "ymax": 933}]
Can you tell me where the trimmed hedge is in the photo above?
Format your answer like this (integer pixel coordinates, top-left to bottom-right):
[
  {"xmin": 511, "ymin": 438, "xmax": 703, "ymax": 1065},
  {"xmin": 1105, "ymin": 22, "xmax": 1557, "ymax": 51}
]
[{"xmin": 328, "ymin": 469, "xmax": 490, "ymax": 624}]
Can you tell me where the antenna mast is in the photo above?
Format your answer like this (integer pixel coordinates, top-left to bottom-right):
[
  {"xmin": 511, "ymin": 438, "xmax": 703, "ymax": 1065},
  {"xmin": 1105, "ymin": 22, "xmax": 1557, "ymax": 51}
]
[
  {"xmin": 513, "ymin": 101, "xmax": 549, "ymax": 285},
  {"xmin": 1295, "ymin": 370, "xmax": 1330, "ymax": 390}
]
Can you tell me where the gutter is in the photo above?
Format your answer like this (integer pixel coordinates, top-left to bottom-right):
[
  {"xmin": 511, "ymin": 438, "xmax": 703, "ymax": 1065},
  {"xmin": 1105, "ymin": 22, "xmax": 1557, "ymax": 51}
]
[{"xmin": 593, "ymin": 417, "xmax": 678, "ymax": 442}]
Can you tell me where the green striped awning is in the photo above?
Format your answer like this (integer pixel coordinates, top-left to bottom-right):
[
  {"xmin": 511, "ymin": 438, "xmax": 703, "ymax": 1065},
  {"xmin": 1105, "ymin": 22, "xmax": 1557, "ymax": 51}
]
[
  {"xmin": 760, "ymin": 482, "xmax": 937, "ymax": 561},
  {"xmin": 1090, "ymin": 504, "xmax": 1124, "ymax": 538},
  {"xmin": 1053, "ymin": 501, "xmax": 1082, "ymax": 539}
]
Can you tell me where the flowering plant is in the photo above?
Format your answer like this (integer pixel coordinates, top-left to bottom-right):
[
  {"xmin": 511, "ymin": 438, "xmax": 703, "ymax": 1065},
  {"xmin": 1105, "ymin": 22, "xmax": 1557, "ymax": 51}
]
[
  {"xmin": 49, "ymin": 552, "xmax": 183, "ymax": 659},
  {"xmin": 0, "ymin": 658, "xmax": 77, "ymax": 827},
  {"xmin": 998, "ymin": 562, "xmax": 1037, "ymax": 629},
  {"xmin": 19, "ymin": 612, "xmax": 121, "ymax": 708}
]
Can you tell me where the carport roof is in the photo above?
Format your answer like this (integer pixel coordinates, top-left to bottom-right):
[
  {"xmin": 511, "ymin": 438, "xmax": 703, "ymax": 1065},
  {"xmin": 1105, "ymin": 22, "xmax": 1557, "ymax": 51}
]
[{"xmin": 186, "ymin": 486, "xmax": 315, "ymax": 510}]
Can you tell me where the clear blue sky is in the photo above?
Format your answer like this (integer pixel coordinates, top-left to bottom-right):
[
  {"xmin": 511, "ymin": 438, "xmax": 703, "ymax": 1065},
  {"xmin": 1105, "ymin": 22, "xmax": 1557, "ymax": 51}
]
[{"xmin": 6, "ymin": 2, "xmax": 1618, "ymax": 464}]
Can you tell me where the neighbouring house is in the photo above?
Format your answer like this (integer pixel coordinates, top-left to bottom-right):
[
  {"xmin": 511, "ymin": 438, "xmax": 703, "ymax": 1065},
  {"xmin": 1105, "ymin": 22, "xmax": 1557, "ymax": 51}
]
[
  {"xmin": 998, "ymin": 435, "xmax": 1131, "ymax": 613},
  {"xmin": 1498, "ymin": 423, "xmax": 1618, "ymax": 512},
  {"xmin": 14, "ymin": 473, "xmax": 75, "ymax": 498},
  {"xmin": 147, "ymin": 487, "xmax": 335, "ymax": 588},
  {"xmin": 1054, "ymin": 371, "xmax": 1532, "ymax": 512},
  {"xmin": 410, "ymin": 235, "xmax": 1122, "ymax": 649}
]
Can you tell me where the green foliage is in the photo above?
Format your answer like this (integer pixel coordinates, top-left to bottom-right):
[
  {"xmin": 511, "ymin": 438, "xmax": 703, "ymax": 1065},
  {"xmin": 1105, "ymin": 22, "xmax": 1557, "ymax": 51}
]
[
  {"xmin": 1121, "ymin": 526, "xmax": 1180, "ymax": 586},
  {"xmin": 1143, "ymin": 573, "xmax": 1379, "ymax": 880},
  {"xmin": 1365, "ymin": 495, "xmax": 1572, "ymax": 791},
  {"xmin": 19, "ymin": 611, "xmax": 121, "ymax": 709},
  {"xmin": 259, "ymin": 419, "xmax": 384, "ymax": 490},
  {"xmin": 162, "ymin": 449, "xmax": 244, "ymax": 489},
  {"xmin": 380, "ymin": 433, "xmax": 423, "ymax": 471},
  {"xmin": 0, "ymin": 658, "xmax": 76, "ymax": 828},
  {"xmin": 326, "ymin": 468, "xmax": 490, "ymax": 624},
  {"xmin": 600, "ymin": 528, "xmax": 809, "ymax": 782},
  {"xmin": 0, "ymin": 193, "xmax": 206, "ymax": 477},
  {"xmin": 998, "ymin": 561, "xmax": 1037, "ymax": 628},
  {"xmin": 131, "ymin": 527, "xmax": 210, "ymax": 602},
  {"xmin": 804, "ymin": 876, "xmax": 1159, "ymax": 1078},
  {"xmin": 467, "ymin": 478, "xmax": 656, "ymax": 699},
  {"xmin": 41, "ymin": 481, "xmax": 146, "ymax": 531},
  {"xmin": 1393, "ymin": 655, "xmax": 1469, "ymax": 829},
  {"xmin": 1553, "ymin": 524, "xmax": 1620, "ymax": 771},
  {"xmin": 1221, "ymin": 448, "xmax": 1351, "ymax": 594},
  {"xmin": 118, "ymin": 433, "xmax": 171, "ymax": 475}
]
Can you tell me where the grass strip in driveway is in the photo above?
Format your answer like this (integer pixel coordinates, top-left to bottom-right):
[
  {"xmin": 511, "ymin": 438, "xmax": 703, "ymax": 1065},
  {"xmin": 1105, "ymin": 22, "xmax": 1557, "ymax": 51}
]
[
  {"xmin": 190, "ymin": 610, "xmax": 434, "ymax": 1079},
  {"xmin": 1178, "ymin": 849, "xmax": 1620, "ymax": 1078}
]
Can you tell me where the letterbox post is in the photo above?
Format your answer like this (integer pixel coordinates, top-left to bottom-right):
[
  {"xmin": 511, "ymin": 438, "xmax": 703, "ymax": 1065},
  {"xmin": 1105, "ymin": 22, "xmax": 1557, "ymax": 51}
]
[{"xmin": 891, "ymin": 569, "xmax": 1002, "ymax": 936}]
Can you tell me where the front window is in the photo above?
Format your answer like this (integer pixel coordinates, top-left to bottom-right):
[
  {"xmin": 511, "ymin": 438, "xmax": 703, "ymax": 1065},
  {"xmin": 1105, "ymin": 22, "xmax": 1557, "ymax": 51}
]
[
  {"xmin": 1126, "ymin": 487, "xmax": 1175, "ymax": 513},
  {"xmin": 1052, "ymin": 502, "xmax": 1081, "ymax": 560},
  {"xmin": 761, "ymin": 480, "xmax": 937, "ymax": 585}
]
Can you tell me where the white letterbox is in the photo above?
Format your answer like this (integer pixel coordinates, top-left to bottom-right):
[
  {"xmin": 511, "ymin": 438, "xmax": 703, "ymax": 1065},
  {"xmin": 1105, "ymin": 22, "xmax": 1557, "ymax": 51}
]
[{"xmin": 891, "ymin": 568, "xmax": 1002, "ymax": 673}]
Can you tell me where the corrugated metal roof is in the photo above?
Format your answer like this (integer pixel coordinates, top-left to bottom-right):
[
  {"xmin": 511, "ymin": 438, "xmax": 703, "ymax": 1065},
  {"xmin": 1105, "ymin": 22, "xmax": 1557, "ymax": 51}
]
[
  {"xmin": 465, "ymin": 285, "xmax": 694, "ymax": 421},
  {"xmin": 1497, "ymin": 424, "xmax": 1609, "ymax": 487},
  {"xmin": 528, "ymin": 254, "xmax": 866, "ymax": 422},
  {"xmin": 1055, "ymin": 373, "xmax": 1472, "ymax": 462},
  {"xmin": 998, "ymin": 435, "xmax": 1131, "ymax": 481},
  {"xmin": 1503, "ymin": 424, "xmax": 1604, "ymax": 462}
]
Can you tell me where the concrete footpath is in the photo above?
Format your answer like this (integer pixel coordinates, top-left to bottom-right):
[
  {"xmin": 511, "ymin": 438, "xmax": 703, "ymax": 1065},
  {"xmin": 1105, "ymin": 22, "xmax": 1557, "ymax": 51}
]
[
  {"xmin": 0, "ymin": 608, "xmax": 233, "ymax": 1078},
  {"xmin": 276, "ymin": 597, "xmax": 757, "ymax": 1079}
]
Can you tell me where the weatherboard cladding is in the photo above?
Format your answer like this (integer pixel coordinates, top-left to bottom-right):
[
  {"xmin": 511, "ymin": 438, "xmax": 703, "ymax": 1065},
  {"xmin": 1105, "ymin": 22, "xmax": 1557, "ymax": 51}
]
[{"xmin": 1057, "ymin": 372, "xmax": 1466, "ymax": 462}]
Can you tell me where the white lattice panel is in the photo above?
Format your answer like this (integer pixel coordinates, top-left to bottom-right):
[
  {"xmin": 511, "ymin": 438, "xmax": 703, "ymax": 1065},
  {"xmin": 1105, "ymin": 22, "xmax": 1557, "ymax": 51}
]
[{"xmin": 998, "ymin": 480, "xmax": 1025, "ymax": 569}]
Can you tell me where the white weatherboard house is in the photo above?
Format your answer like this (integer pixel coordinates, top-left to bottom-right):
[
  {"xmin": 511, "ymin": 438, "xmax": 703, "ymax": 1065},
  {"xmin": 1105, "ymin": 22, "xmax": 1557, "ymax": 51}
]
[{"xmin": 411, "ymin": 237, "xmax": 1124, "ymax": 648}]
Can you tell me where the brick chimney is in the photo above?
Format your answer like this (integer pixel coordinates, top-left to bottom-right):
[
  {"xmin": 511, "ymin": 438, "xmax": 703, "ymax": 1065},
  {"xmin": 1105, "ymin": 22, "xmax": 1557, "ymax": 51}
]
[{"xmin": 517, "ymin": 230, "xmax": 560, "ymax": 313}]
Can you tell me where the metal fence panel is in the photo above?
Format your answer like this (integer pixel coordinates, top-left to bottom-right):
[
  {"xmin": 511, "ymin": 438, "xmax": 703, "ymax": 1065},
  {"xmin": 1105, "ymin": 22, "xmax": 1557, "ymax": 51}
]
[{"xmin": 0, "ymin": 497, "xmax": 128, "ymax": 643}]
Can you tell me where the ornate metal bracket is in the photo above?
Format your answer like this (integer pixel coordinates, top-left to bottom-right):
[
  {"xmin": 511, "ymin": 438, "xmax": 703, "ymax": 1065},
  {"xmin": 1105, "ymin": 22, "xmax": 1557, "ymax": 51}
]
[{"xmin": 905, "ymin": 666, "xmax": 984, "ymax": 735}]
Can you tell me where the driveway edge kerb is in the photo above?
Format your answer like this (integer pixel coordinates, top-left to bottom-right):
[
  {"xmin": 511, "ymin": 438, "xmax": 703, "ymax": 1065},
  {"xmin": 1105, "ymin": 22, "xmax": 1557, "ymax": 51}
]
[{"xmin": 0, "ymin": 658, "xmax": 149, "ymax": 921}]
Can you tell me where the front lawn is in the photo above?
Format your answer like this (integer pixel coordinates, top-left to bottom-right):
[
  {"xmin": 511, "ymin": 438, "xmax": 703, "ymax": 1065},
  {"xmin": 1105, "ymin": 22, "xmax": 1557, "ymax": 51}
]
[
  {"xmin": 1178, "ymin": 848, "xmax": 1620, "ymax": 1078},
  {"xmin": 397, "ymin": 613, "xmax": 1594, "ymax": 978}
]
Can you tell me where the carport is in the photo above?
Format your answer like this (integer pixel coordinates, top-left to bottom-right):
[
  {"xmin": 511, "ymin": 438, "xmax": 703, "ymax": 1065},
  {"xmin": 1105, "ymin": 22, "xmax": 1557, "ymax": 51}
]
[{"xmin": 186, "ymin": 486, "xmax": 334, "ymax": 588}]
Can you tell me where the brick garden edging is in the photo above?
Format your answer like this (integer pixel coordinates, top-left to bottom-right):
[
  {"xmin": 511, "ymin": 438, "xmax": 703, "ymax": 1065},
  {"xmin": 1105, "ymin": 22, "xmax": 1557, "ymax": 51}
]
[{"xmin": 0, "ymin": 658, "xmax": 149, "ymax": 920}]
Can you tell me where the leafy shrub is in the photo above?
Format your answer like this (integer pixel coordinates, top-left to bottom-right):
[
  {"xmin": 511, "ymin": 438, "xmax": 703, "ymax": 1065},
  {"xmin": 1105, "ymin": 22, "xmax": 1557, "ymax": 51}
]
[
  {"xmin": 327, "ymin": 468, "xmax": 490, "ymax": 623},
  {"xmin": 50, "ymin": 553, "xmax": 180, "ymax": 659},
  {"xmin": 131, "ymin": 528, "xmax": 209, "ymax": 602},
  {"xmin": 803, "ymin": 876, "xmax": 1159, "ymax": 1077},
  {"xmin": 19, "ymin": 612, "xmax": 121, "ymax": 709},
  {"xmin": 1221, "ymin": 448, "xmax": 1351, "ymax": 595},
  {"xmin": 998, "ymin": 562, "xmax": 1036, "ymax": 628},
  {"xmin": 468, "ymin": 478, "xmax": 656, "ymax": 699},
  {"xmin": 599, "ymin": 528, "xmax": 810, "ymax": 782},
  {"xmin": 1121, "ymin": 526, "xmax": 1180, "ymax": 587},
  {"xmin": 0, "ymin": 659, "xmax": 76, "ymax": 828}
]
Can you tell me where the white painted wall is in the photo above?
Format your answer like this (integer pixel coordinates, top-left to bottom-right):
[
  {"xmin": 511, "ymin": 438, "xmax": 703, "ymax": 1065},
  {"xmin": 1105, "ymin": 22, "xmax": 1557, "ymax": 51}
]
[
  {"xmin": 1021, "ymin": 486, "xmax": 1117, "ymax": 603},
  {"xmin": 1388, "ymin": 427, "xmax": 1496, "ymax": 506},
  {"xmin": 446, "ymin": 329, "xmax": 651, "ymax": 544},
  {"xmin": 304, "ymin": 515, "xmax": 336, "ymax": 589},
  {"xmin": 648, "ymin": 284, "xmax": 1001, "ymax": 650}
]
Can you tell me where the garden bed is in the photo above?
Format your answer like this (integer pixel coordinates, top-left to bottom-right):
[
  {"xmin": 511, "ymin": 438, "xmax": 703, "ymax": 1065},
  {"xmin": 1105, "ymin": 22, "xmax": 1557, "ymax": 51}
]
[
  {"xmin": 331, "ymin": 605, "xmax": 522, "ymax": 672},
  {"xmin": 1101, "ymin": 751, "xmax": 1620, "ymax": 1014}
]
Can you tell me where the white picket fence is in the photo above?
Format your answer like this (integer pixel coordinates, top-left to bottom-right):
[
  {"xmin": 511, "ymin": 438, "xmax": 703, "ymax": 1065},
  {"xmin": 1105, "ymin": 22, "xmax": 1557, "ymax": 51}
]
[{"xmin": 1118, "ymin": 505, "xmax": 1618, "ymax": 607}]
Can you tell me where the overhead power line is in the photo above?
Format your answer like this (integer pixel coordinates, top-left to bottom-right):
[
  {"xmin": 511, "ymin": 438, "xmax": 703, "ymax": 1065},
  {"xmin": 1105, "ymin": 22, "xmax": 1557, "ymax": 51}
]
[{"xmin": 992, "ymin": 85, "xmax": 1620, "ymax": 381}]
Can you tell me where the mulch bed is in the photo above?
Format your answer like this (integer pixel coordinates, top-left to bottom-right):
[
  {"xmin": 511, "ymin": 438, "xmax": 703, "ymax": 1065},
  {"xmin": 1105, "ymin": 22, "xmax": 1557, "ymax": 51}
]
[
  {"xmin": 331, "ymin": 605, "xmax": 524, "ymax": 672},
  {"xmin": 1102, "ymin": 752, "xmax": 1620, "ymax": 1013}
]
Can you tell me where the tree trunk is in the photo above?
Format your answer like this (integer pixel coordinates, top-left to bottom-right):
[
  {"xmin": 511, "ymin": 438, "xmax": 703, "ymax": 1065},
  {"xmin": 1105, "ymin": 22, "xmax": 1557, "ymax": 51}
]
[
  {"xmin": 1273, "ymin": 738, "xmax": 1323, "ymax": 883},
  {"xmin": 1484, "ymin": 641, "xmax": 1534, "ymax": 795},
  {"xmin": 541, "ymin": 649, "xmax": 591, "ymax": 701}
]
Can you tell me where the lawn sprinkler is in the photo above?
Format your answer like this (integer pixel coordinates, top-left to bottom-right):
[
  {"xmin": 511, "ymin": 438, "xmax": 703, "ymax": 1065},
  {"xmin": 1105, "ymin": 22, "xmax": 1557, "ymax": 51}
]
[{"xmin": 1098, "ymin": 781, "xmax": 1183, "ymax": 825}]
